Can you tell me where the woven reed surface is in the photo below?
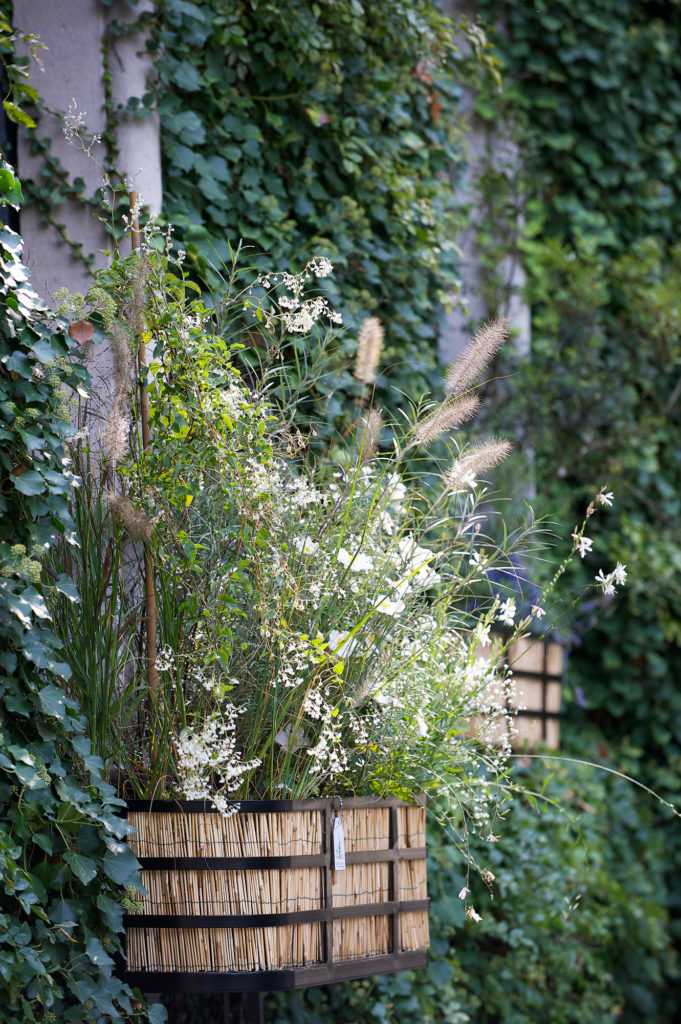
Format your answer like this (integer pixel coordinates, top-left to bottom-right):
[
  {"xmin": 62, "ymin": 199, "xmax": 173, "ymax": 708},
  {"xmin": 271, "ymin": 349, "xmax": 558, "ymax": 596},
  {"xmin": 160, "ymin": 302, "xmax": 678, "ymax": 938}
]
[
  {"xmin": 128, "ymin": 809, "xmax": 323, "ymax": 857},
  {"xmin": 126, "ymin": 803, "xmax": 429, "ymax": 972}
]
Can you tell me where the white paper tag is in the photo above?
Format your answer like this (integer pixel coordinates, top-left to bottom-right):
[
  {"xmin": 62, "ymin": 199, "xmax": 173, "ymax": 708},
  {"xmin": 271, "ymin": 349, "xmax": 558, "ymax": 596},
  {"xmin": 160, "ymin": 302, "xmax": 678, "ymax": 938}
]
[{"xmin": 332, "ymin": 815, "xmax": 346, "ymax": 871}]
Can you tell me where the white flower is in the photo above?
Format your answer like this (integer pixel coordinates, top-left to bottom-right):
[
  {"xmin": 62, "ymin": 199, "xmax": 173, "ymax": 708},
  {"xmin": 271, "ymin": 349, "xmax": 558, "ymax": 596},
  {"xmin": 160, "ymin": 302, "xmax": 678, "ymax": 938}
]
[
  {"xmin": 597, "ymin": 490, "xmax": 614, "ymax": 508},
  {"xmin": 470, "ymin": 549, "xmax": 487, "ymax": 569},
  {"xmin": 415, "ymin": 711, "xmax": 428, "ymax": 737},
  {"xmin": 384, "ymin": 472, "xmax": 406, "ymax": 507},
  {"xmin": 177, "ymin": 707, "xmax": 261, "ymax": 816},
  {"xmin": 531, "ymin": 605, "xmax": 545, "ymax": 620},
  {"xmin": 458, "ymin": 886, "xmax": 469, "ymax": 901},
  {"xmin": 294, "ymin": 536, "xmax": 319, "ymax": 556},
  {"xmin": 374, "ymin": 594, "xmax": 406, "ymax": 617},
  {"xmin": 595, "ymin": 561, "xmax": 626, "ymax": 596},
  {"xmin": 338, "ymin": 547, "xmax": 373, "ymax": 572},
  {"xmin": 572, "ymin": 533, "xmax": 593, "ymax": 558},
  {"xmin": 465, "ymin": 906, "xmax": 482, "ymax": 923},
  {"xmin": 613, "ymin": 562, "xmax": 627, "ymax": 586},
  {"xmin": 497, "ymin": 597, "xmax": 516, "ymax": 627},
  {"xmin": 474, "ymin": 623, "xmax": 491, "ymax": 647},
  {"xmin": 595, "ymin": 569, "xmax": 615, "ymax": 597},
  {"xmin": 328, "ymin": 629, "xmax": 358, "ymax": 658},
  {"xmin": 396, "ymin": 536, "xmax": 440, "ymax": 590},
  {"xmin": 308, "ymin": 256, "xmax": 333, "ymax": 278},
  {"xmin": 156, "ymin": 645, "xmax": 175, "ymax": 673},
  {"xmin": 379, "ymin": 511, "xmax": 397, "ymax": 535}
]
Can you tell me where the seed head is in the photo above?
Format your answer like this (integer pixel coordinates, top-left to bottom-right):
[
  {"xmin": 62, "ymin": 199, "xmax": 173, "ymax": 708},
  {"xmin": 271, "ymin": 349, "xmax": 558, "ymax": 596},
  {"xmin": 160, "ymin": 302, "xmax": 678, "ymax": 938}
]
[{"xmin": 445, "ymin": 318, "xmax": 509, "ymax": 395}]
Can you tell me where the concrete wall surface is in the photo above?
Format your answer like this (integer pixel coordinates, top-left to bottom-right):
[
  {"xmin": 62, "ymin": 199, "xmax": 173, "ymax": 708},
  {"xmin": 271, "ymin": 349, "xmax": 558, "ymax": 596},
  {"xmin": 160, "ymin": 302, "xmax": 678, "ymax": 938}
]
[{"xmin": 12, "ymin": 0, "xmax": 161, "ymax": 302}]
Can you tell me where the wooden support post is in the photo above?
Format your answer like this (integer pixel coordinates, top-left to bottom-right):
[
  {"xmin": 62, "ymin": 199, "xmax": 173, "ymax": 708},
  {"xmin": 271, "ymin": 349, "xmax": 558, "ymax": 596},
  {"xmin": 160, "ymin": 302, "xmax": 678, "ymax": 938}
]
[{"xmin": 129, "ymin": 190, "xmax": 159, "ymax": 761}]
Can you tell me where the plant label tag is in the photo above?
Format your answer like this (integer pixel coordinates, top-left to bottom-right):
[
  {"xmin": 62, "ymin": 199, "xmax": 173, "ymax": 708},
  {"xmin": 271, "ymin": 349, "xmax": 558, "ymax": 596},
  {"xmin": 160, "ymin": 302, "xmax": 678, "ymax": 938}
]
[{"xmin": 332, "ymin": 816, "xmax": 346, "ymax": 871}]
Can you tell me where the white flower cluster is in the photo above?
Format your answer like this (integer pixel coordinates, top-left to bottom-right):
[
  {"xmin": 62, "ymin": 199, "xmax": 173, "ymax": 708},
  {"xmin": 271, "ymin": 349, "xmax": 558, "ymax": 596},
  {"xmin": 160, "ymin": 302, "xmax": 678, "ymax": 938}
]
[
  {"xmin": 496, "ymin": 596, "xmax": 516, "ymax": 627},
  {"xmin": 282, "ymin": 296, "xmax": 343, "ymax": 334},
  {"xmin": 572, "ymin": 532, "xmax": 593, "ymax": 558},
  {"xmin": 256, "ymin": 257, "xmax": 342, "ymax": 334},
  {"xmin": 595, "ymin": 562, "xmax": 627, "ymax": 597},
  {"xmin": 177, "ymin": 705, "xmax": 261, "ymax": 816}
]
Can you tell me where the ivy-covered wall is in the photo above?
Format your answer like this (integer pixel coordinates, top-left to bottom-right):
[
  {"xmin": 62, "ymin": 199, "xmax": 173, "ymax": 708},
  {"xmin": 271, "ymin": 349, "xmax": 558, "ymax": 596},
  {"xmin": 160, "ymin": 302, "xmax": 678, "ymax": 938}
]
[
  {"xmin": 0, "ymin": 160, "xmax": 158, "ymax": 1022},
  {"xmin": 474, "ymin": 1, "xmax": 681, "ymax": 1017},
  {"xmin": 153, "ymin": 0, "xmax": 481, "ymax": 439}
]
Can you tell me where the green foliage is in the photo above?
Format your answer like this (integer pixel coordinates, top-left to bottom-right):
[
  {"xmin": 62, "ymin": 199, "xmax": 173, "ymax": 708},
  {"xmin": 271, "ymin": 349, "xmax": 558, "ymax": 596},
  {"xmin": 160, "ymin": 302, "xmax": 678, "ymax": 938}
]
[
  {"xmin": 153, "ymin": 0, "xmax": 478, "ymax": 439},
  {"xmin": 473, "ymin": 1, "xmax": 681, "ymax": 1016},
  {"xmin": 0, "ymin": 173, "xmax": 158, "ymax": 1020},
  {"xmin": 53, "ymin": 244, "xmax": 523, "ymax": 853},
  {"xmin": 49, "ymin": 465, "xmax": 139, "ymax": 765},
  {"xmin": 265, "ymin": 760, "xmax": 670, "ymax": 1023},
  {"xmin": 0, "ymin": 7, "xmax": 41, "ymax": 131}
]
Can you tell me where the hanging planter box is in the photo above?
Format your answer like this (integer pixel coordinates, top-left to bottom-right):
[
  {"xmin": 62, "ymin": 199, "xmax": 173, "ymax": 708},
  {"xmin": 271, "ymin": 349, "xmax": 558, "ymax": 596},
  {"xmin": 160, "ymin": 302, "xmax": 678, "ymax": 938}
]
[{"xmin": 123, "ymin": 796, "xmax": 429, "ymax": 993}]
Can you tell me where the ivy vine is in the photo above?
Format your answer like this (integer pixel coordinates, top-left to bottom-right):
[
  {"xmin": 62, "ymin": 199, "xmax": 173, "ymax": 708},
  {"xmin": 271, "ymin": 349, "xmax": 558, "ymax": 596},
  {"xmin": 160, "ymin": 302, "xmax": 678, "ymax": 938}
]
[
  {"xmin": 0, "ymin": 159, "xmax": 162, "ymax": 1022},
  {"xmin": 151, "ymin": 0, "xmax": 492, "ymax": 440}
]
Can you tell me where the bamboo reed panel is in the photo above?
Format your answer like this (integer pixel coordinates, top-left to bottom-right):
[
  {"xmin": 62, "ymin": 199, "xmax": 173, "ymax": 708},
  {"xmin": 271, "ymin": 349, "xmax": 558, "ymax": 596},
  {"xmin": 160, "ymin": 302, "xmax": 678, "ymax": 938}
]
[
  {"xmin": 126, "ymin": 802, "xmax": 428, "ymax": 974},
  {"xmin": 399, "ymin": 911, "xmax": 429, "ymax": 952},
  {"xmin": 339, "ymin": 807, "xmax": 390, "ymax": 851},
  {"xmin": 332, "ymin": 915, "xmax": 390, "ymax": 961},
  {"xmin": 332, "ymin": 863, "xmax": 389, "ymax": 907},
  {"xmin": 127, "ymin": 924, "xmax": 323, "ymax": 972},
  {"xmin": 128, "ymin": 810, "xmax": 323, "ymax": 857},
  {"xmin": 398, "ymin": 858, "xmax": 427, "ymax": 901},
  {"xmin": 397, "ymin": 805, "xmax": 426, "ymax": 848},
  {"xmin": 136, "ymin": 868, "xmax": 322, "ymax": 915}
]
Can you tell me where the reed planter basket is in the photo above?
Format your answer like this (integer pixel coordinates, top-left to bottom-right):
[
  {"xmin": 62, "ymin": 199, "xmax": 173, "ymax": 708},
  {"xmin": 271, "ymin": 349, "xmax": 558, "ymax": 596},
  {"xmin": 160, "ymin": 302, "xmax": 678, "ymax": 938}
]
[{"xmin": 123, "ymin": 796, "xmax": 429, "ymax": 993}]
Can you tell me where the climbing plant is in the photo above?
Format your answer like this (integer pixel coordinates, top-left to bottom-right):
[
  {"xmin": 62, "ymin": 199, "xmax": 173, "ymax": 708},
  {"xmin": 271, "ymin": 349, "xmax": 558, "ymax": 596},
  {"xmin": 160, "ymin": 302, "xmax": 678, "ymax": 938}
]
[
  {"xmin": 152, "ymin": 0, "xmax": 493, "ymax": 441},
  {"xmin": 470, "ymin": 3, "xmax": 681, "ymax": 1017},
  {"xmin": 0, "ymin": 160, "xmax": 161, "ymax": 1022}
]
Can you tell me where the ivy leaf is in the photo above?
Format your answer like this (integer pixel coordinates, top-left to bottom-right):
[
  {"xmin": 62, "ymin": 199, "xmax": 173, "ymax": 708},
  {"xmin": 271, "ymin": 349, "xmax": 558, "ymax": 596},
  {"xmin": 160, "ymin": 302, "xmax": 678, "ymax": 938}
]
[
  {"xmin": 85, "ymin": 934, "xmax": 114, "ymax": 971},
  {"xmin": 21, "ymin": 587, "xmax": 50, "ymax": 619},
  {"xmin": 11, "ymin": 470, "xmax": 46, "ymax": 496},
  {"xmin": 96, "ymin": 893, "xmax": 123, "ymax": 933},
  {"xmin": 55, "ymin": 575, "xmax": 80, "ymax": 604},
  {"xmin": 64, "ymin": 851, "xmax": 98, "ymax": 885},
  {"xmin": 30, "ymin": 339, "xmax": 58, "ymax": 363},
  {"xmin": 68, "ymin": 320, "xmax": 94, "ymax": 344},
  {"xmin": 14, "ymin": 762, "xmax": 47, "ymax": 789},
  {"xmin": 38, "ymin": 684, "xmax": 68, "ymax": 721},
  {"xmin": 102, "ymin": 847, "xmax": 140, "ymax": 887},
  {"xmin": 0, "ymin": 165, "xmax": 23, "ymax": 207},
  {"xmin": 2, "ymin": 100, "xmax": 36, "ymax": 129}
]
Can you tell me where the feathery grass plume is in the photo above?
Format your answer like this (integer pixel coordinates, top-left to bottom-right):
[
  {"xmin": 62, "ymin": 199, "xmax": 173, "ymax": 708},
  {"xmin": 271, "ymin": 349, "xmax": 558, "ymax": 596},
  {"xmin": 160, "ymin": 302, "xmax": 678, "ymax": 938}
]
[
  {"xmin": 445, "ymin": 317, "xmax": 509, "ymax": 396},
  {"xmin": 102, "ymin": 322, "xmax": 133, "ymax": 466},
  {"xmin": 107, "ymin": 491, "xmax": 153, "ymax": 544},
  {"xmin": 444, "ymin": 438, "xmax": 513, "ymax": 491},
  {"xmin": 356, "ymin": 407, "xmax": 383, "ymax": 461},
  {"xmin": 102, "ymin": 408, "xmax": 130, "ymax": 468},
  {"xmin": 354, "ymin": 316, "xmax": 384, "ymax": 384},
  {"xmin": 412, "ymin": 394, "xmax": 480, "ymax": 447},
  {"xmin": 110, "ymin": 322, "xmax": 132, "ymax": 394}
]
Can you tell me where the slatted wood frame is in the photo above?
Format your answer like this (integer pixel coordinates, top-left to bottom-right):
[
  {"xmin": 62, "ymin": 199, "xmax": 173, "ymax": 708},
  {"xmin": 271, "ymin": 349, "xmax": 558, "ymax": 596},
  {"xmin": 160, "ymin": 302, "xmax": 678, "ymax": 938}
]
[
  {"xmin": 123, "ymin": 797, "xmax": 429, "ymax": 993},
  {"xmin": 508, "ymin": 638, "xmax": 564, "ymax": 749}
]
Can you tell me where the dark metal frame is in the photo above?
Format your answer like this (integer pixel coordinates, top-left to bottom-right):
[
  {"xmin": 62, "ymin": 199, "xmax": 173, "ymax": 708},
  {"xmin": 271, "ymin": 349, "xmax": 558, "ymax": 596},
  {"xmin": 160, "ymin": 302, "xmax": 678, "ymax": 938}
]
[{"xmin": 123, "ymin": 796, "xmax": 429, "ymax": 994}]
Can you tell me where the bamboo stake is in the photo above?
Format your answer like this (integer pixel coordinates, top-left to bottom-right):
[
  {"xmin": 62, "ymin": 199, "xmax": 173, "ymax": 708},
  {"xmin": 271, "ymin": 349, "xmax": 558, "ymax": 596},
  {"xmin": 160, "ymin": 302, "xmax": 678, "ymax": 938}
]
[{"xmin": 128, "ymin": 191, "xmax": 160, "ymax": 764}]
